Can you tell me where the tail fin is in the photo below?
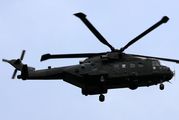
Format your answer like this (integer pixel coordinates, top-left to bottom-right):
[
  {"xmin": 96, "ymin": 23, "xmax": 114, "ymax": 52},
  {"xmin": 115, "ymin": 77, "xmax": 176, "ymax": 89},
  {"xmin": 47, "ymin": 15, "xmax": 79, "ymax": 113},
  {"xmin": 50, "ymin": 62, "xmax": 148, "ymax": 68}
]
[{"xmin": 18, "ymin": 64, "xmax": 29, "ymax": 80}]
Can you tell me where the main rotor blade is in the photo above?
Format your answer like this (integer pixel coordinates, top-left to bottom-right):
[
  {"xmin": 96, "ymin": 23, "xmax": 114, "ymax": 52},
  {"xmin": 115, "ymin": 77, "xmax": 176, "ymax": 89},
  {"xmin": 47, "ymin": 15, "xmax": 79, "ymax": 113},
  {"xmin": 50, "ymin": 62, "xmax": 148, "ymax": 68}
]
[
  {"xmin": 129, "ymin": 54, "xmax": 179, "ymax": 63},
  {"xmin": 120, "ymin": 16, "xmax": 169, "ymax": 52},
  {"xmin": 41, "ymin": 52, "xmax": 106, "ymax": 61},
  {"xmin": 74, "ymin": 12, "xmax": 115, "ymax": 51}
]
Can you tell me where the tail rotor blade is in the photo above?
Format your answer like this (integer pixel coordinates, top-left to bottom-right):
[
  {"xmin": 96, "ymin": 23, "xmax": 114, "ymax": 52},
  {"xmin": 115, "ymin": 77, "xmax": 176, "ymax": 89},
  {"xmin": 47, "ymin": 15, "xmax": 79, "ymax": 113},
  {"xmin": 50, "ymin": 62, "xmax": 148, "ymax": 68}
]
[
  {"xmin": 12, "ymin": 69, "xmax": 17, "ymax": 79},
  {"xmin": 2, "ymin": 59, "xmax": 10, "ymax": 63},
  {"xmin": 20, "ymin": 50, "xmax": 25, "ymax": 60}
]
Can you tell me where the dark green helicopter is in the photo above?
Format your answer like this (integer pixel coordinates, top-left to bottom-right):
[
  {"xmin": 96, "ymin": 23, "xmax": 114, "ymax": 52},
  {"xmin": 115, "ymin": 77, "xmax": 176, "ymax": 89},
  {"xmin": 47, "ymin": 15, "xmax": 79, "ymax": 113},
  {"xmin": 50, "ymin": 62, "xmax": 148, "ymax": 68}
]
[{"xmin": 3, "ymin": 12, "xmax": 178, "ymax": 102}]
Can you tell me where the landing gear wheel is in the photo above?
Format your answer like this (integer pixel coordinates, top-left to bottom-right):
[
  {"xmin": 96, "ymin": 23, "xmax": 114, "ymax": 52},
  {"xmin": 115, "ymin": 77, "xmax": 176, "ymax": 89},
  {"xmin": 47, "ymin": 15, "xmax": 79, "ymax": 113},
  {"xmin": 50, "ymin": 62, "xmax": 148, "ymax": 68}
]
[
  {"xmin": 99, "ymin": 94, "xmax": 105, "ymax": 102},
  {"xmin": 160, "ymin": 83, "xmax": 164, "ymax": 90}
]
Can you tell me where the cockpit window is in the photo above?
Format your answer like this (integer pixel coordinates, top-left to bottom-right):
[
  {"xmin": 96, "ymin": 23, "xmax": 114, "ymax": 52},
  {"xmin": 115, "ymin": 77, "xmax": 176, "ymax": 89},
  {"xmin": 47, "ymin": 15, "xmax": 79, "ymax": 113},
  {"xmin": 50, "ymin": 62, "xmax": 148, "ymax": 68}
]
[{"xmin": 152, "ymin": 61, "xmax": 160, "ymax": 67}]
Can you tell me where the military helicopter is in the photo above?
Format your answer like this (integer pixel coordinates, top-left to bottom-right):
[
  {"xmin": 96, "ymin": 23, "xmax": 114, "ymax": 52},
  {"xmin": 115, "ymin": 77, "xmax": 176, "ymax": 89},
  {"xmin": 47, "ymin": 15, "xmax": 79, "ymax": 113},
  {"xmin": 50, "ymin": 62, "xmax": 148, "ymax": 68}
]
[{"xmin": 3, "ymin": 12, "xmax": 179, "ymax": 102}]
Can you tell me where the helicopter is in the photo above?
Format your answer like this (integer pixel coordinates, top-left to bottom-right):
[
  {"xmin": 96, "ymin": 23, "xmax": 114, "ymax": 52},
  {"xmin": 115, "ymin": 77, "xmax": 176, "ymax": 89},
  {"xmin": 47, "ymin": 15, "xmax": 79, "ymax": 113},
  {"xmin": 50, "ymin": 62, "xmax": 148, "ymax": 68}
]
[{"xmin": 2, "ymin": 12, "xmax": 179, "ymax": 102}]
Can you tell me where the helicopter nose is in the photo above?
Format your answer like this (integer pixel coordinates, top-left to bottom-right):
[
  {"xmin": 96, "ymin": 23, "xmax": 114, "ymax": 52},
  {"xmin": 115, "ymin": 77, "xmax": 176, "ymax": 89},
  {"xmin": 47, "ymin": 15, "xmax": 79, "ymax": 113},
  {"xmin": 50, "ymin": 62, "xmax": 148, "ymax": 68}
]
[{"xmin": 168, "ymin": 69, "xmax": 174, "ymax": 80}]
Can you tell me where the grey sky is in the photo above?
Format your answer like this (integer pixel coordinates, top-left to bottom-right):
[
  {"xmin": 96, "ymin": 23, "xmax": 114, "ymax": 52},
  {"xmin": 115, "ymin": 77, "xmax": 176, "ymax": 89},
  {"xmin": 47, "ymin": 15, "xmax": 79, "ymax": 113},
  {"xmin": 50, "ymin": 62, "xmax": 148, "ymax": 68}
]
[{"xmin": 1, "ymin": 1, "xmax": 179, "ymax": 120}]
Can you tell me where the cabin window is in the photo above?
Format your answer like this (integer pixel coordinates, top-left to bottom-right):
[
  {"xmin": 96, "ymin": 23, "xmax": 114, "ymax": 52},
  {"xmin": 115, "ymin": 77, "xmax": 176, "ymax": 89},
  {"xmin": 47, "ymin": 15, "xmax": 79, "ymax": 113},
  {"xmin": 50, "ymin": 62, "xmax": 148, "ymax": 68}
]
[
  {"xmin": 114, "ymin": 64, "xmax": 119, "ymax": 69},
  {"xmin": 92, "ymin": 66, "xmax": 97, "ymax": 71},
  {"xmin": 138, "ymin": 63, "xmax": 144, "ymax": 67},
  {"xmin": 122, "ymin": 64, "xmax": 126, "ymax": 68},
  {"xmin": 130, "ymin": 63, "xmax": 135, "ymax": 68}
]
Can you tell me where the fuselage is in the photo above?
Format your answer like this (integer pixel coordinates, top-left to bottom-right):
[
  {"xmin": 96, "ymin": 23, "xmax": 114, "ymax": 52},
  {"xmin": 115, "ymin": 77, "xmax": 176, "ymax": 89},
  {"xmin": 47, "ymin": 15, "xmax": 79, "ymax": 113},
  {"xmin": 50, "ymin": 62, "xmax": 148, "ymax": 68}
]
[
  {"xmin": 63, "ymin": 53, "xmax": 173, "ymax": 95},
  {"xmin": 23, "ymin": 53, "xmax": 173, "ymax": 95},
  {"xmin": 6, "ymin": 52, "xmax": 174, "ymax": 95}
]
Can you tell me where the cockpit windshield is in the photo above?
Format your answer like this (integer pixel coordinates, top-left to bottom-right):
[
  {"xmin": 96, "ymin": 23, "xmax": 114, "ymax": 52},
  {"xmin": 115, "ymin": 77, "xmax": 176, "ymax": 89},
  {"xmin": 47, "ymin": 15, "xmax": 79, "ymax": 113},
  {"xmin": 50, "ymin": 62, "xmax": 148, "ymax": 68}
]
[
  {"xmin": 152, "ymin": 60, "xmax": 165, "ymax": 67},
  {"xmin": 152, "ymin": 60, "xmax": 160, "ymax": 66},
  {"xmin": 158, "ymin": 61, "xmax": 165, "ymax": 66}
]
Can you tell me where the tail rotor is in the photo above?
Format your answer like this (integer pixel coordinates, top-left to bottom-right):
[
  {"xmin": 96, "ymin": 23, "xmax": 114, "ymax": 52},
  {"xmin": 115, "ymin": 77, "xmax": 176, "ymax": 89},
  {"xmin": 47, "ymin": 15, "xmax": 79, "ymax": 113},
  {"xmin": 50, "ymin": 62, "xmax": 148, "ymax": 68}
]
[
  {"xmin": 2, "ymin": 50, "xmax": 26, "ymax": 79},
  {"xmin": 12, "ymin": 50, "xmax": 25, "ymax": 79}
]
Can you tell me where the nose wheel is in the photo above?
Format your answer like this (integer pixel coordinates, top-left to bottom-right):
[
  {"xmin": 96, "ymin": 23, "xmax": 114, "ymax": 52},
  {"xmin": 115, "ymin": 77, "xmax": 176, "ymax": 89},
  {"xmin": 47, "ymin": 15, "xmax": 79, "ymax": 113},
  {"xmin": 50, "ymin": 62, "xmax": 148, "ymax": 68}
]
[
  {"xmin": 159, "ymin": 83, "xmax": 164, "ymax": 90},
  {"xmin": 99, "ymin": 94, "xmax": 105, "ymax": 102}
]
